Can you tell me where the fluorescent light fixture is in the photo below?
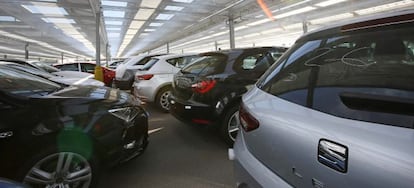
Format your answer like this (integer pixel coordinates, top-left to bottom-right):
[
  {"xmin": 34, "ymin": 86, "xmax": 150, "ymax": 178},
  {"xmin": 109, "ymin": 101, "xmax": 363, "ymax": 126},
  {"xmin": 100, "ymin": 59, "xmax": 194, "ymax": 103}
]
[
  {"xmin": 103, "ymin": 10, "xmax": 125, "ymax": 18},
  {"xmin": 149, "ymin": 22, "xmax": 164, "ymax": 27},
  {"xmin": 235, "ymin": 26, "xmax": 248, "ymax": 31},
  {"xmin": 105, "ymin": 21, "xmax": 123, "ymax": 25},
  {"xmin": 284, "ymin": 23, "xmax": 303, "ymax": 29},
  {"xmin": 102, "ymin": 0, "xmax": 127, "ymax": 7},
  {"xmin": 261, "ymin": 28, "xmax": 283, "ymax": 35},
  {"xmin": 135, "ymin": 8, "xmax": 155, "ymax": 20},
  {"xmin": 21, "ymin": 5, "xmax": 68, "ymax": 15},
  {"xmin": 243, "ymin": 33, "xmax": 260, "ymax": 38},
  {"xmin": 156, "ymin": 13, "xmax": 174, "ymax": 20},
  {"xmin": 274, "ymin": 6, "xmax": 317, "ymax": 19},
  {"xmin": 108, "ymin": 33, "xmax": 120, "ymax": 38},
  {"xmin": 124, "ymin": 35, "xmax": 134, "ymax": 39},
  {"xmin": 315, "ymin": 0, "xmax": 347, "ymax": 7},
  {"xmin": 42, "ymin": 18, "xmax": 75, "ymax": 24},
  {"xmin": 126, "ymin": 29, "xmax": 138, "ymax": 35},
  {"xmin": 141, "ymin": 0, "xmax": 162, "ymax": 8},
  {"xmin": 106, "ymin": 27, "xmax": 121, "ymax": 31},
  {"xmin": 172, "ymin": 0, "xmax": 193, "ymax": 3},
  {"xmin": 140, "ymin": 33, "xmax": 149, "ymax": 37},
  {"xmin": 247, "ymin": 18, "xmax": 271, "ymax": 26},
  {"xmin": 130, "ymin": 20, "xmax": 144, "ymax": 29},
  {"xmin": 165, "ymin": 5, "xmax": 184, "ymax": 11},
  {"xmin": 273, "ymin": 0, "xmax": 311, "ymax": 12},
  {"xmin": 0, "ymin": 16, "xmax": 17, "ymax": 22},
  {"xmin": 310, "ymin": 12, "xmax": 353, "ymax": 25},
  {"xmin": 355, "ymin": 0, "xmax": 414, "ymax": 15},
  {"xmin": 212, "ymin": 31, "xmax": 228, "ymax": 37},
  {"xmin": 144, "ymin": 29, "xmax": 156, "ymax": 32}
]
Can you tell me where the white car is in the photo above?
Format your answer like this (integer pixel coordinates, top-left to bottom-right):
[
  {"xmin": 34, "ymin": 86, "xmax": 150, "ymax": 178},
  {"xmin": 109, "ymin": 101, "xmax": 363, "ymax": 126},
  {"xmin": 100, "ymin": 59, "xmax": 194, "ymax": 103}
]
[
  {"xmin": 114, "ymin": 54, "xmax": 165, "ymax": 90},
  {"xmin": 1, "ymin": 62, "xmax": 104, "ymax": 87},
  {"xmin": 133, "ymin": 53, "xmax": 199, "ymax": 111}
]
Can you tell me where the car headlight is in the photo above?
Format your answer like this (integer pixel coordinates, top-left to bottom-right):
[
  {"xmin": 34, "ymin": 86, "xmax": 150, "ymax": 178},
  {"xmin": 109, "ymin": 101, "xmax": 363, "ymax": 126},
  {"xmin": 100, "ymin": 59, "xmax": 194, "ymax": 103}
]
[{"xmin": 108, "ymin": 107, "xmax": 139, "ymax": 123}]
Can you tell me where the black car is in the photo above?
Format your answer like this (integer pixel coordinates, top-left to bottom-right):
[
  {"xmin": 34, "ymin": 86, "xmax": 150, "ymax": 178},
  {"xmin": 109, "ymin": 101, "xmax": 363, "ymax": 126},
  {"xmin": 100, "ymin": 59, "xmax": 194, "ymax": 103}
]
[
  {"xmin": 169, "ymin": 47, "xmax": 287, "ymax": 145},
  {"xmin": 0, "ymin": 59, "xmax": 61, "ymax": 73},
  {"xmin": 0, "ymin": 65, "xmax": 149, "ymax": 187}
]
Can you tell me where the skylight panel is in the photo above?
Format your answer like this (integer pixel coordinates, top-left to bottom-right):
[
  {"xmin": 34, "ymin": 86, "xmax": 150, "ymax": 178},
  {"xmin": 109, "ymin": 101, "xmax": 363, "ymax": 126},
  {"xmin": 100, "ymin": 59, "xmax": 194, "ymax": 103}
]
[
  {"xmin": 103, "ymin": 10, "xmax": 125, "ymax": 18},
  {"xmin": 42, "ymin": 18, "xmax": 75, "ymax": 24},
  {"xmin": 105, "ymin": 21, "xmax": 123, "ymax": 25},
  {"xmin": 165, "ymin": 5, "xmax": 184, "ymax": 11},
  {"xmin": 102, "ymin": 0, "xmax": 127, "ymax": 7},
  {"xmin": 149, "ymin": 22, "xmax": 164, "ymax": 27},
  {"xmin": 315, "ymin": 0, "xmax": 347, "ymax": 7},
  {"xmin": 0, "ymin": 16, "xmax": 18, "ymax": 22},
  {"xmin": 126, "ymin": 29, "xmax": 138, "ymax": 35},
  {"xmin": 108, "ymin": 33, "xmax": 120, "ymax": 38},
  {"xmin": 106, "ymin": 27, "xmax": 122, "ymax": 31},
  {"xmin": 144, "ymin": 29, "xmax": 156, "ymax": 32},
  {"xmin": 21, "ymin": 5, "xmax": 68, "ymax": 15},
  {"xmin": 156, "ymin": 14, "xmax": 174, "ymax": 20},
  {"xmin": 130, "ymin": 20, "xmax": 144, "ymax": 29},
  {"xmin": 172, "ymin": 0, "xmax": 194, "ymax": 3}
]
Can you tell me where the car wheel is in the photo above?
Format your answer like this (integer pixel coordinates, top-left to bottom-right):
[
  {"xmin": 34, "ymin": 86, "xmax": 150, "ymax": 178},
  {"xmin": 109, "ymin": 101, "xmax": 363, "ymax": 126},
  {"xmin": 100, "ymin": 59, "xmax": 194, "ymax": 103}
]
[
  {"xmin": 156, "ymin": 86, "xmax": 172, "ymax": 112},
  {"xmin": 20, "ymin": 148, "xmax": 99, "ymax": 188},
  {"xmin": 220, "ymin": 105, "xmax": 240, "ymax": 146}
]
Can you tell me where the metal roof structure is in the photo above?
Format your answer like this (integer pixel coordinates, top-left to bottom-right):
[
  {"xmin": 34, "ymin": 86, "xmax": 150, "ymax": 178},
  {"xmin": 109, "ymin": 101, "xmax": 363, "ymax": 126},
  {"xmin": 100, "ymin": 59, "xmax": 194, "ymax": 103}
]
[{"xmin": 0, "ymin": 0, "xmax": 413, "ymax": 62}]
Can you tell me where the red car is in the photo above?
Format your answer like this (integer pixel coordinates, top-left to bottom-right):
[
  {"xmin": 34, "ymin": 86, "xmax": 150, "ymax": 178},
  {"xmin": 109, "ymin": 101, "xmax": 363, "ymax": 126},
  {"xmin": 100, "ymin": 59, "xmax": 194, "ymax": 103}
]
[{"xmin": 54, "ymin": 62, "xmax": 115, "ymax": 86}]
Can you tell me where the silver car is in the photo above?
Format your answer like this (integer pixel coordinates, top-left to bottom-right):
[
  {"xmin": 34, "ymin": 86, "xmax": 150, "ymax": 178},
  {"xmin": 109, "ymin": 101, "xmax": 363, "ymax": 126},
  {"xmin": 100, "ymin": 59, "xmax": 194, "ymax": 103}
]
[{"xmin": 231, "ymin": 10, "xmax": 414, "ymax": 188}]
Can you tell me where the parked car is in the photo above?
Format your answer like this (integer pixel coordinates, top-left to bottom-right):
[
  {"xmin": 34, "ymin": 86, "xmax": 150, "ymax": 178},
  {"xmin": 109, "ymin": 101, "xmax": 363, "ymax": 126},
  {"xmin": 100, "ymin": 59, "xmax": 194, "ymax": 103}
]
[
  {"xmin": 1, "ymin": 62, "xmax": 104, "ymax": 87},
  {"xmin": 108, "ymin": 60, "xmax": 125, "ymax": 69},
  {"xmin": 54, "ymin": 62, "xmax": 115, "ymax": 86},
  {"xmin": 114, "ymin": 54, "xmax": 165, "ymax": 90},
  {"xmin": 0, "ymin": 65, "xmax": 149, "ymax": 187},
  {"xmin": 231, "ymin": 10, "xmax": 414, "ymax": 188},
  {"xmin": 169, "ymin": 47, "xmax": 287, "ymax": 145},
  {"xmin": 133, "ymin": 53, "xmax": 199, "ymax": 111},
  {"xmin": 0, "ymin": 59, "xmax": 61, "ymax": 73}
]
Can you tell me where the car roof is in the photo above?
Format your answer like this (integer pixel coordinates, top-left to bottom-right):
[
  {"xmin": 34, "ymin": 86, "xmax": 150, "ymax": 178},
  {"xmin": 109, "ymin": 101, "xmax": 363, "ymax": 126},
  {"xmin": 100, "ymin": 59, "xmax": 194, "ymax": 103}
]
[
  {"xmin": 152, "ymin": 53, "xmax": 198, "ymax": 60},
  {"xmin": 298, "ymin": 9, "xmax": 414, "ymax": 43}
]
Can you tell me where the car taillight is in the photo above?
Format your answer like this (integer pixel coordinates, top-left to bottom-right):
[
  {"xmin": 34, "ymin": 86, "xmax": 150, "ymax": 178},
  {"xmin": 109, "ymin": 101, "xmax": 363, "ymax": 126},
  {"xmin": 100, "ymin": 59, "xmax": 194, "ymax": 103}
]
[
  {"xmin": 137, "ymin": 74, "xmax": 154, "ymax": 80},
  {"xmin": 239, "ymin": 103, "xmax": 259, "ymax": 132},
  {"xmin": 191, "ymin": 80, "xmax": 216, "ymax": 94}
]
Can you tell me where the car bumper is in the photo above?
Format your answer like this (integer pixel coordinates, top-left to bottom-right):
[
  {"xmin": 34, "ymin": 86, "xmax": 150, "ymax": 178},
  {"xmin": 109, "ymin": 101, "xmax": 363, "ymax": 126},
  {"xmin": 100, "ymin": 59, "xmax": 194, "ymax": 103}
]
[
  {"xmin": 169, "ymin": 95, "xmax": 218, "ymax": 125},
  {"xmin": 231, "ymin": 131, "xmax": 293, "ymax": 188},
  {"xmin": 133, "ymin": 81, "xmax": 157, "ymax": 102},
  {"xmin": 114, "ymin": 79, "xmax": 133, "ymax": 90}
]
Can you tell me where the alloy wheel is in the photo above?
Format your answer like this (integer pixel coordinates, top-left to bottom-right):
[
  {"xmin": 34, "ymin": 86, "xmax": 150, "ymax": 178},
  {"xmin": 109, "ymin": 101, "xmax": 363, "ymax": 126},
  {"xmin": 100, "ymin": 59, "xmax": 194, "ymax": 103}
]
[
  {"xmin": 159, "ymin": 90, "xmax": 171, "ymax": 111},
  {"xmin": 23, "ymin": 152, "xmax": 92, "ymax": 188},
  {"xmin": 227, "ymin": 110, "xmax": 240, "ymax": 142}
]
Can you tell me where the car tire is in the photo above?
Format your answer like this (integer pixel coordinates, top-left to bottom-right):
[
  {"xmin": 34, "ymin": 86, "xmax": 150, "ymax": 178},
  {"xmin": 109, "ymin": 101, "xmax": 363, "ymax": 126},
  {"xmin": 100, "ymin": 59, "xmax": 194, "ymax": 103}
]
[
  {"xmin": 220, "ymin": 105, "xmax": 240, "ymax": 146},
  {"xmin": 156, "ymin": 86, "xmax": 172, "ymax": 112},
  {"xmin": 18, "ymin": 147, "xmax": 100, "ymax": 188}
]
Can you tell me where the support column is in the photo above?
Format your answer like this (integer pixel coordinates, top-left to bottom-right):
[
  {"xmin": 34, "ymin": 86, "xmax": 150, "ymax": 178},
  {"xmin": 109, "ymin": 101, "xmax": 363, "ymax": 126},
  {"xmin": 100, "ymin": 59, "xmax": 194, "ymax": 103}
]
[
  {"xmin": 106, "ymin": 43, "xmax": 109, "ymax": 67},
  {"xmin": 302, "ymin": 21, "xmax": 308, "ymax": 33},
  {"xmin": 61, "ymin": 52, "xmax": 64, "ymax": 64},
  {"xmin": 215, "ymin": 41, "xmax": 218, "ymax": 51},
  {"xmin": 166, "ymin": 42, "xmax": 170, "ymax": 54},
  {"xmin": 25, "ymin": 43, "xmax": 29, "ymax": 59},
  {"xmin": 4, "ymin": 55, "xmax": 7, "ymax": 59},
  {"xmin": 94, "ymin": 6, "xmax": 104, "ymax": 82},
  {"xmin": 228, "ymin": 14, "xmax": 235, "ymax": 49}
]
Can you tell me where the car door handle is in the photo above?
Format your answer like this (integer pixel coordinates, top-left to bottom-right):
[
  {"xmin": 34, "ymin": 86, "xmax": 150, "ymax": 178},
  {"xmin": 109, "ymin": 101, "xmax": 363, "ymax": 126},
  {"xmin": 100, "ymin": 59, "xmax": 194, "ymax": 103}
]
[{"xmin": 318, "ymin": 139, "xmax": 348, "ymax": 173}]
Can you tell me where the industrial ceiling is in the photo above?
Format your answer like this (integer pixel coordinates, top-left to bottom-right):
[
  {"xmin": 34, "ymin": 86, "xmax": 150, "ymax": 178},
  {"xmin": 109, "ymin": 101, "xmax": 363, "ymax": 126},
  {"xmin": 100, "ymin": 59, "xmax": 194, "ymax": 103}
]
[{"xmin": 0, "ymin": 0, "xmax": 413, "ymax": 62}]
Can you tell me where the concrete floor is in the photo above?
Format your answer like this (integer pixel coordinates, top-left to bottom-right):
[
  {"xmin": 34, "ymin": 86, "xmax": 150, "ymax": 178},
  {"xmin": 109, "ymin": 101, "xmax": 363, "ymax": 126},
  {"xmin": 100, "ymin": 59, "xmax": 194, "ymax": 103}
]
[{"xmin": 98, "ymin": 104, "xmax": 235, "ymax": 188}]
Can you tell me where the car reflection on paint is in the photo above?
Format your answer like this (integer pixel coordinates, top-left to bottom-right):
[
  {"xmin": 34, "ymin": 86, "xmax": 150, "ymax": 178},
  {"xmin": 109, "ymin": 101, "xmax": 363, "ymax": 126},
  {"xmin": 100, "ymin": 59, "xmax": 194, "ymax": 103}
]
[{"xmin": 0, "ymin": 65, "xmax": 149, "ymax": 188}]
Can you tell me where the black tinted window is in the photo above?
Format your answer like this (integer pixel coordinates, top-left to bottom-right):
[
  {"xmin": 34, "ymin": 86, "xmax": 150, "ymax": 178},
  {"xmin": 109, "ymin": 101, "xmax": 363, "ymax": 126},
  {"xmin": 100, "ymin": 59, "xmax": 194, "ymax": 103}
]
[
  {"xmin": 58, "ymin": 64, "xmax": 79, "ymax": 71},
  {"xmin": 181, "ymin": 55, "xmax": 226, "ymax": 75},
  {"xmin": 135, "ymin": 57, "xmax": 153, "ymax": 65},
  {"xmin": 262, "ymin": 26, "xmax": 414, "ymax": 129}
]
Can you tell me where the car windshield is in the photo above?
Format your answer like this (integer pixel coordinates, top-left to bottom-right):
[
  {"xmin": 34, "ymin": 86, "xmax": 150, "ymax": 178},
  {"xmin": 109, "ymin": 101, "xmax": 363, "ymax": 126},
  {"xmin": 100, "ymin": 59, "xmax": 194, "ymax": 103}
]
[
  {"xmin": 181, "ymin": 54, "xmax": 227, "ymax": 75},
  {"xmin": 31, "ymin": 61, "xmax": 61, "ymax": 73},
  {"xmin": 0, "ymin": 66, "xmax": 61, "ymax": 97},
  {"xmin": 5, "ymin": 63, "xmax": 56, "ymax": 79},
  {"xmin": 139, "ymin": 58, "xmax": 159, "ymax": 71}
]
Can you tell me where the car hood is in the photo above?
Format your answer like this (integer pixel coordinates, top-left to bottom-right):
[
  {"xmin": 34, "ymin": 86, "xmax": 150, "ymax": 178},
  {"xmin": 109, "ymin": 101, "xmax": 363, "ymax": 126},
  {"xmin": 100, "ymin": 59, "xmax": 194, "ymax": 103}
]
[
  {"xmin": 53, "ymin": 71, "xmax": 94, "ymax": 78},
  {"xmin": 50, "ymin": 85, "xmax": 137, "ymax": 105},
  {"xmin": 49, "ymin": 77, "xmax": 104, "ymax": 87}
]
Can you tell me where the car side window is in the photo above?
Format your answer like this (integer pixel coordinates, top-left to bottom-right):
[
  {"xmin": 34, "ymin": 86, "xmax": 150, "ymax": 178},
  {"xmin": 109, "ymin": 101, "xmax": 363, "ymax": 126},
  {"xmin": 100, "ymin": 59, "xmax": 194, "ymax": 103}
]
[
  {"xmin": 167, "ymin": 57, "xmax": 183, "ymax": 68},
  {"xmin": 58, "ymin": 64, "xmax": 79, "ymax": 71},
  {"xmin": 81, "ymin": 64, "xmax": 95, "ymax": 73},
  {"xmin": 135, "ymin": 57, "xmax": 152, "ymax": 65}
]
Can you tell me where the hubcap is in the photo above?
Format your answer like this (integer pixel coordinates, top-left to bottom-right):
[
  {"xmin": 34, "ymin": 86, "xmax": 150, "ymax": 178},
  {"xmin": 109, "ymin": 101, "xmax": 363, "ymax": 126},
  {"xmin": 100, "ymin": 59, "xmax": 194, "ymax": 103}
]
[
  {"xmin": 227, "ymin": 111, "xmax": 240, "ymax": 141},
  {"xmin": 23, "ymin": 152, "xmax": 92, "ymax": 188},
  {"xmin": 159, "ymin": 90, "xmax": 171, "ymax": 111}
]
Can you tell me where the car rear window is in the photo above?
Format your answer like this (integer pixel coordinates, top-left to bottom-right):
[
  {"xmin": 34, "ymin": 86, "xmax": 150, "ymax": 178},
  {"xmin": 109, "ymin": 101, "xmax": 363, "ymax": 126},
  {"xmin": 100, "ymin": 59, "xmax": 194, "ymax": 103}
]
[
  {"xmin": 139, "ymin": 58, "xmax": 159, "ymax": 71},
  {"xmin": 260, "ymin": 25, "xmax": 414, "ymax": 129},
  {"xmin": 181, "ymin": 54, "xmax": 226, "ymax": 75}
]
